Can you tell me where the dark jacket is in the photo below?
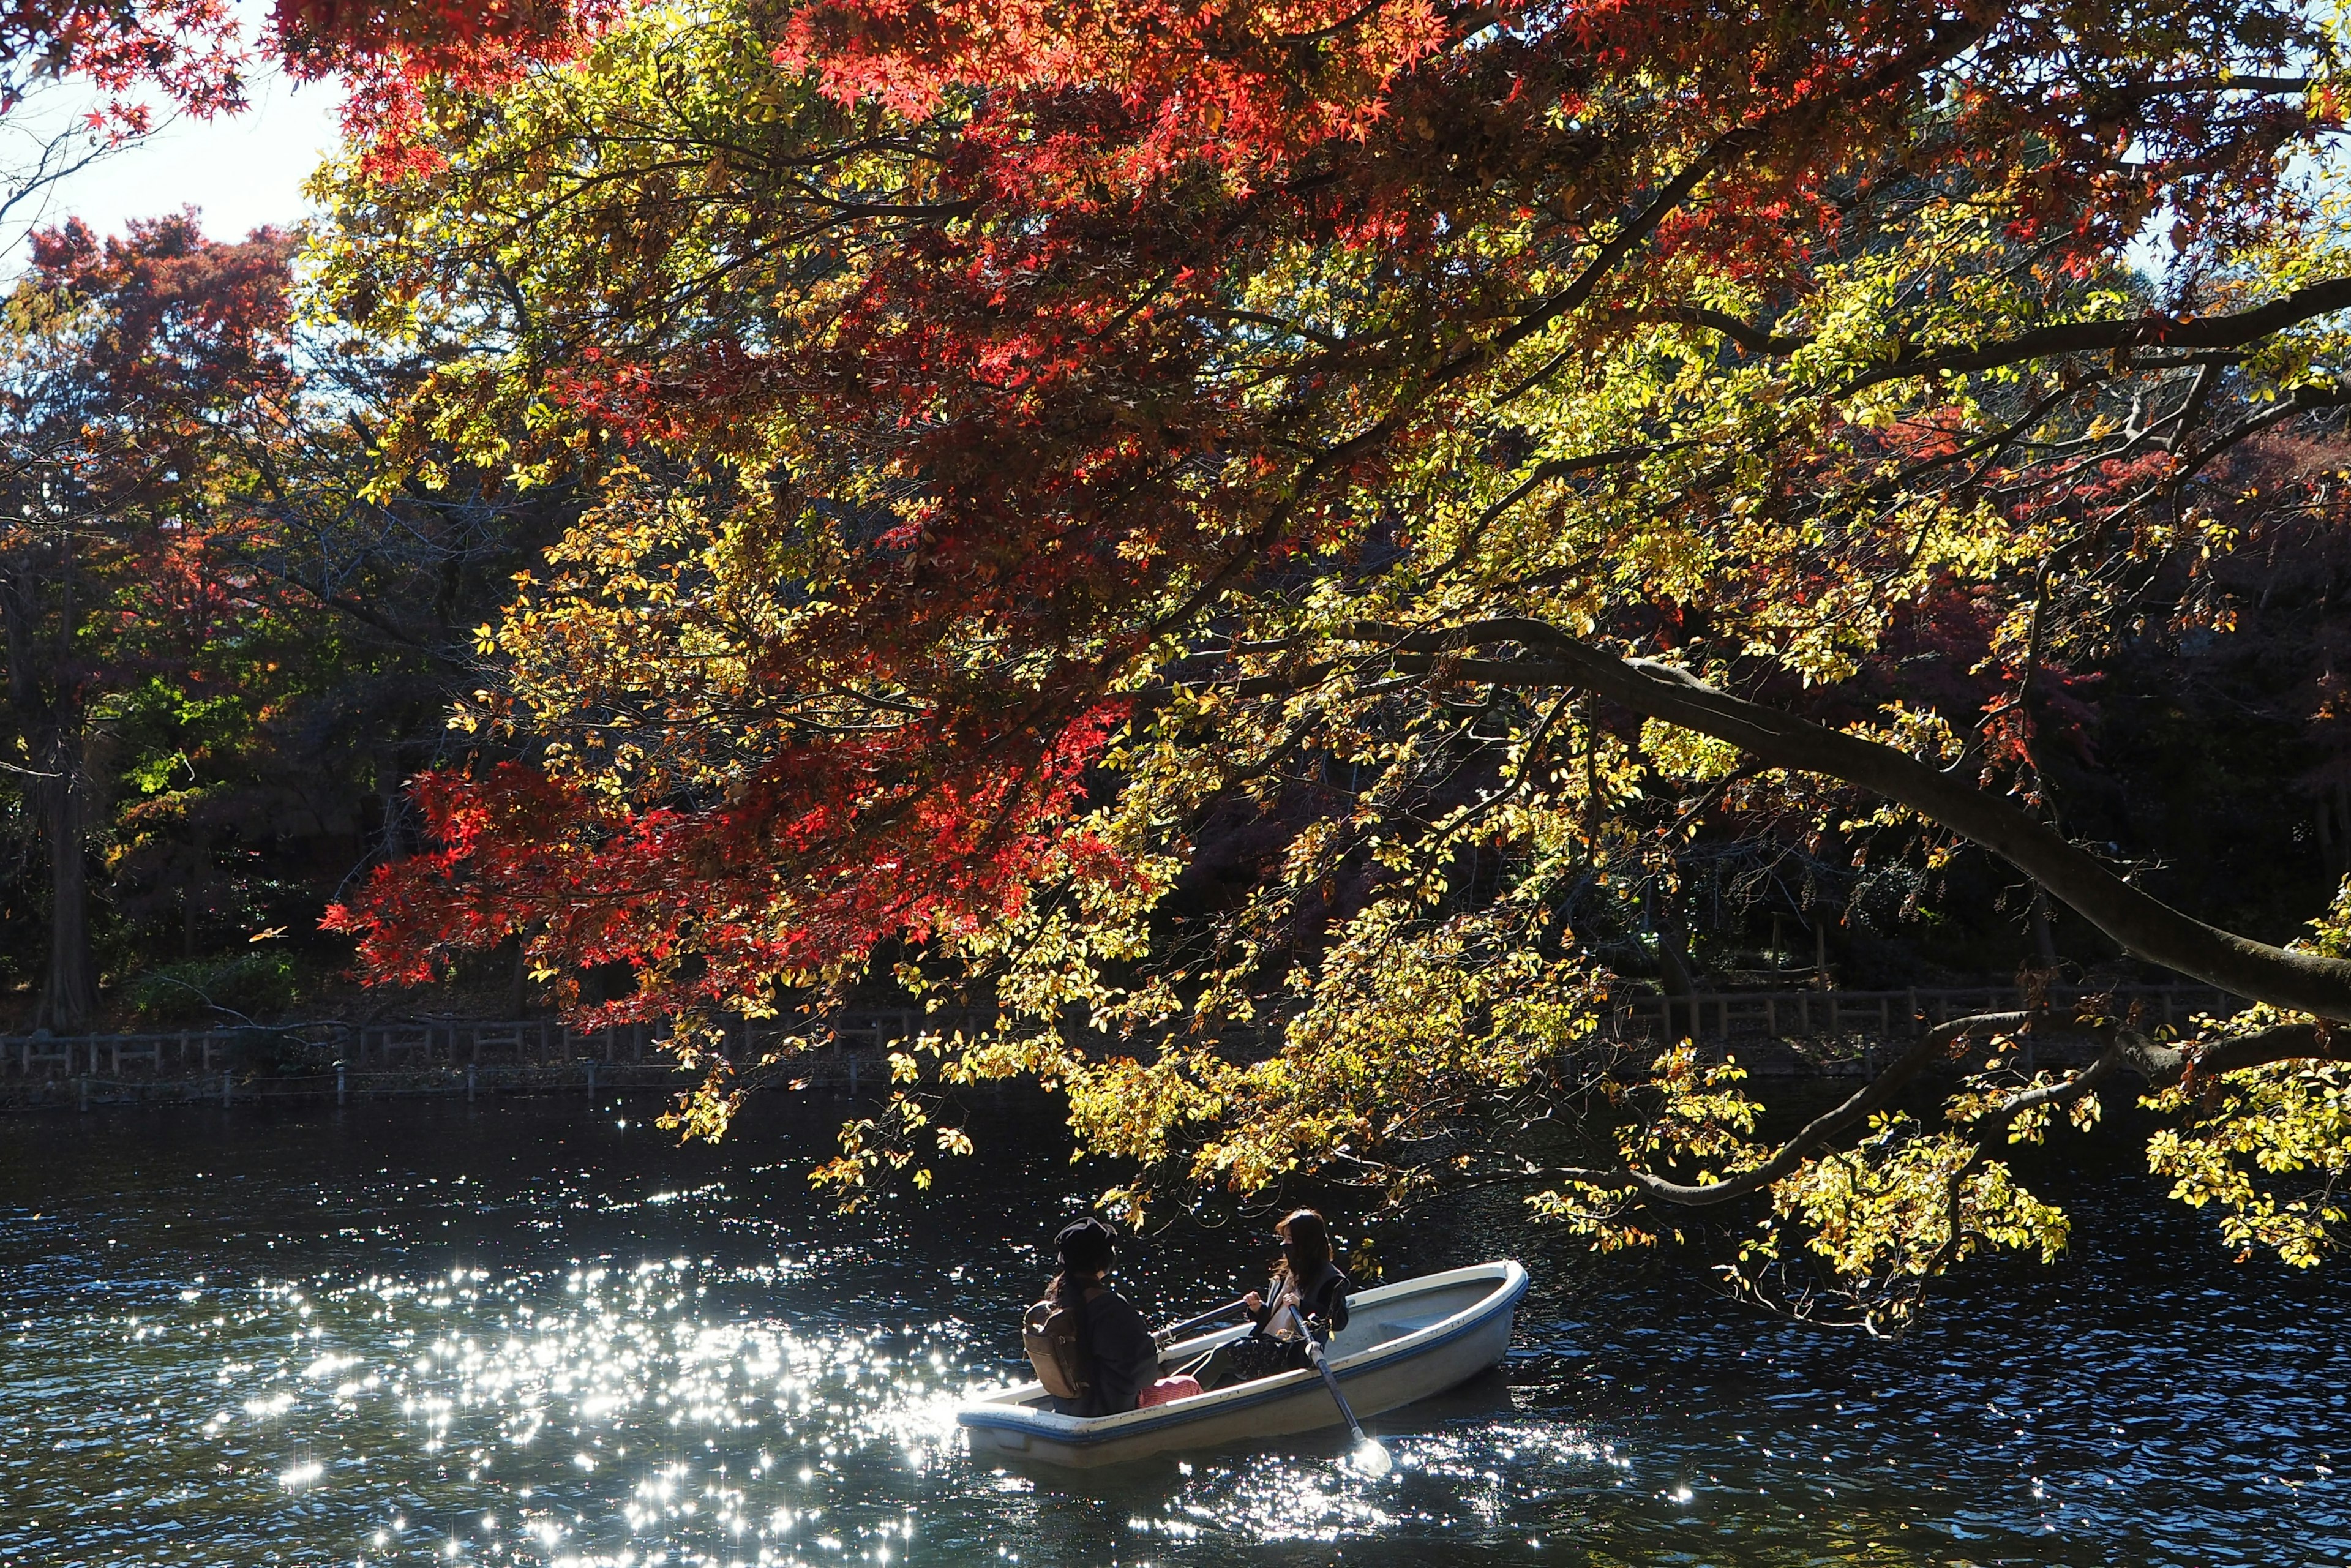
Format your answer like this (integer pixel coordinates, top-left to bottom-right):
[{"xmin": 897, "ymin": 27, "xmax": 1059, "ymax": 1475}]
[
  {"xmin": 1076, "ymin": 1287, "xmax": 1161, "ymax": 1417},
  {"xmin": 1250, "ymin": 1260, "xmax": 1351, "ymax": 1339}
]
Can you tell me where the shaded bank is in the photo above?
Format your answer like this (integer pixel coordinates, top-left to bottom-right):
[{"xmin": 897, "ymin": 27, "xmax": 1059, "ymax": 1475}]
[{"xmin": 0, "ymin": 980, "xmax": 2249, "ymax": 1112}]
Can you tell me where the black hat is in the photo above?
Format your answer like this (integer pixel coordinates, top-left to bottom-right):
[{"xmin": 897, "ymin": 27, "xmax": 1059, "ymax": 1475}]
[{"xmin": 1054, "ymin": 1216, "xmax": 1117, "ymax": 1274}]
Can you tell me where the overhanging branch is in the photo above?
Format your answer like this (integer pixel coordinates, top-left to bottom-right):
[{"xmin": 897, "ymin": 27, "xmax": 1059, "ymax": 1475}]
[
  {"xmin": 1656, "ymin": 276, "xmax": 2351, "ymax": 390},
  {"xmin": 1545, "ymin": 1018, "xmax": 2345, "ymax": 1214},
  {"xmin": 1351, "ymin": 617, "xmax": 2351, "ymax": 1021},
  {"xmin": 1632, "ymin": 1010, "xmax": 2027, "ymax": 1205}
]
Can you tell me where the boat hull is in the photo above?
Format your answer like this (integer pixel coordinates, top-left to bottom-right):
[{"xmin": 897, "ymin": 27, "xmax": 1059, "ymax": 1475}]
[{"xmin": 956, "ymin": 1260, "xmax": 1526, "ymax": 1468}]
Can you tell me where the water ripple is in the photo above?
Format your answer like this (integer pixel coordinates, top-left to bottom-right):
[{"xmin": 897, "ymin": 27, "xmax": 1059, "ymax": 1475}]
[{"xmin": 1, "ymin": 1097, "xmax": 2344, "ymax": 1566}]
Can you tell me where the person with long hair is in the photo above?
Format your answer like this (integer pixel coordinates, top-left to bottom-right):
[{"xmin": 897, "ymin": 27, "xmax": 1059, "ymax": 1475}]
[
  {"xmin": 1036, "ymin": 1216, "xmax": 1160, "ymax": 1416},
  {"xmin": 1198, "ymin": 1208, "xmax": 1352, "ymax": 1388}
]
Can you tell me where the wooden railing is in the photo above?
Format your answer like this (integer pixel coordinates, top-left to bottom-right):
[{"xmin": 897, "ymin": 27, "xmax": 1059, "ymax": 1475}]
[
  {"xmin": 0, "ymin": 988, "xmax": 2255, "ymax": 1096},
  {"xmin": 0, "ymin": 1011, "xmax": 945, "ymax": 1081},
  {"xmin": 1612, "ymin": 983, "xmax": 2246, "ymax": 1041}
]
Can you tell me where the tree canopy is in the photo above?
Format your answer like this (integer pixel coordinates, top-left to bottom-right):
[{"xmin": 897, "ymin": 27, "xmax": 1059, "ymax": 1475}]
[
  {"xmin": 12, "ymin": 0, "xmax": 2351, "ymax": 1327},
  {"xmin": 0, "ymin": 212, "xmax": 564, "ymax": 1033}
]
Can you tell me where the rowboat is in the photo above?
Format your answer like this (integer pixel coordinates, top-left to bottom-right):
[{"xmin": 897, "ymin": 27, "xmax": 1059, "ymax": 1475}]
[{"xmin": 956, "ymin": 1259, "xmax": 1528, "ymax": 1468}]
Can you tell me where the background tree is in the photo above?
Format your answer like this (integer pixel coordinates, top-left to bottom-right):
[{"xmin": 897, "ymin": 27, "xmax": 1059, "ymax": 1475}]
[
  {"xmin": 0, "ymin": 203, "xmax": 568, "ymax": 1029},
  {"xmin": 0, "ymin": 214, "xmax": 296, "ymax": 1027},
  {"xmin": 0, "ymin": 1, "xmax": 639, "ymax": 1028}
]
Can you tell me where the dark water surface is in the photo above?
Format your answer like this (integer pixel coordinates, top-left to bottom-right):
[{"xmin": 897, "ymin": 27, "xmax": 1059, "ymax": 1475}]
[{"xmin": 1, "ymin": 1093, "xmax": 2344, "ymax": 1567}]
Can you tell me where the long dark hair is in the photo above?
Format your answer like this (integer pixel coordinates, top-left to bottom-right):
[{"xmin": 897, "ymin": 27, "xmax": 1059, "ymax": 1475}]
[
  {"xmin": 1047, "ymin": 1264, "xmax": 1098, "ymax": 1387},
  {"xmin": 1272, "ymin": 1208, "xmax": 1332, "ymax": 1291}
]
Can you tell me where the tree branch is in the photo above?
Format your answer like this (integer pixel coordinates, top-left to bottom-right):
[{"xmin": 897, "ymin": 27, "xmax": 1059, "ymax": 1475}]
[
  {"xmin": 2112, "ymin": 1019, "xmax": 2350, "ymax": 1085},
  {"xmin": 1545, "ymin": 1016, "xmax": 2347, "ymax": 1217},
  {"xmin": 1647, "ymin": 277, "xmax": 2351, "ymax": 389},
  {"xmin": 1547, "ymin": 1010, "xmax": 2028, "ymax": 1207},
  {"xmin": 2171, "ymin": 379, "xmax": 2351, "ymax": 486},
  {"xmin": 1646, "ymin": 305, "xmax": 1811, "ymax": 355},
  {"xmin": 1848, "ymin": 277, "xmax": 2351, "ymax": 390},
  {"xmin": 1349, "ymin": 617, "xmax": 2351, "ymax": 1020}
]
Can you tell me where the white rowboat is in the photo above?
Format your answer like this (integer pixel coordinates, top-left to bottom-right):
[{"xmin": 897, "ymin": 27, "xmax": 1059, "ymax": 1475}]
[{"xmin": 956, "ymin": 1259, "xmax": 1528, "ymax": 1468}]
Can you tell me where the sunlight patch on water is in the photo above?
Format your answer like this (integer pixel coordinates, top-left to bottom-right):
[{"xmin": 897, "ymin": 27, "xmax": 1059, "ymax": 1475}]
[
  {"xmin": 1135, "ymin": 1464, "xmax": 1402, "ymax": 1545},
  {"xmin": 152, "ymin": 1255, "xmax": 994, "ymax": 1566},
  {"xmin": 1121, "ymin": 1421, "xmax": 1632, "ymax": 1549}
]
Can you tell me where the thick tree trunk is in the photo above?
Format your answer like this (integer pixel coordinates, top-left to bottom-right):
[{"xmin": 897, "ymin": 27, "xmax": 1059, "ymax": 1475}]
[
  {"xmin": 4, "ymin": 553, "xmax": 97, "ymax": 1033},
  {"xmin": 1370, "ymin": 619, "xmax": 2351, "ymax": 1021},
  {"xmin": 29, "ymin": 738, "xmax": 96, "ymax": 1032},
  {"xmin": 1646, "ymin": 887, "xmax": 1701, "ymax": 1038},
  {"xmin": 2029, "ymin": 887, "xmax": 2060, "ymax": 969}
]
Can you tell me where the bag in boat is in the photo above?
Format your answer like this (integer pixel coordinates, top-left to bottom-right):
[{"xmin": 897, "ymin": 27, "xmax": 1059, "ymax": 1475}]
[
  {"xmin": 1137, "ymin": 1374, "xmax": 1202, "ymax": 1409},
  {"xmin": 1218, "ymin": 1332, "xmax": 1310, "ymax": 1384},
  {"xmin": 1218, "ymin": 1286, "xmax": 1326, "ymax": 1384},
  {"xmin": 1022, "ymin": 1295, "xmax": 1089, "ymax": 1400}
]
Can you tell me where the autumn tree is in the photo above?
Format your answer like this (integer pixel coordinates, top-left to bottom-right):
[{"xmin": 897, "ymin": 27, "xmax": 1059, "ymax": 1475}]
[
  {"xmin": 0, "ymin": 4, "xmax": 618, "ymax": 1024},
  {"xmin": 0, "ymin": 214, "xmax": 301, "ymax": 1026},
  {"xmin": 0, "ymin": 0, "xmax": 593, "ymax": 111},
  {"xmin": 310, "ymin": 0, "xmax": 2351, "ymax": 1323}
]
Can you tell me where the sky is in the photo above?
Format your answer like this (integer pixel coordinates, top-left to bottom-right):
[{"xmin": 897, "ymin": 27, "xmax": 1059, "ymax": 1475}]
[{"xmin": 1, "ymin": 43, "xmax": 342, "ymax": 276}]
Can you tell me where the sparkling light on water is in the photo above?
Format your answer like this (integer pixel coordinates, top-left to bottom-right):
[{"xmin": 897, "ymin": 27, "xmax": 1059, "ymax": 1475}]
[
  {"xmin": 210, "ymin": 1256, "xmax": 979, "ymax": 1566},
  {"xmin": 3, "ymin": 1098, "xmax": 2348, "ymax": 1566}
]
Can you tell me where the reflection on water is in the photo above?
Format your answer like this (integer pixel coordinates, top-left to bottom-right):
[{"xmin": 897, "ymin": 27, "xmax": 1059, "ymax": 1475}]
[{"xmin": 1, "ymin": 1094, "xmax": 2345, "ymax": 1566}]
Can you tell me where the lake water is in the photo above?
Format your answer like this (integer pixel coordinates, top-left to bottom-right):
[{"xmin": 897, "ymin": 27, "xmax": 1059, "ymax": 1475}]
[{"xmin": 1, "ymin": 1091, "xmax": 2344, "ymax": 1566}]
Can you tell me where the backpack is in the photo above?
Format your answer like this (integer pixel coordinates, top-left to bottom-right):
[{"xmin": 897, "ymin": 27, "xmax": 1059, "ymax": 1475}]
[{"xmin": 1022, "ymin": 1294, "xmax": 1089, "ymax": 1400}]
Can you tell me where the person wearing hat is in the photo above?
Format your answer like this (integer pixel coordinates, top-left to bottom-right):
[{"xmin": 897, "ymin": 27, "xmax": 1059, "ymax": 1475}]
[{"xmin": 1037, "ymin": 1216, "xmax": 1160, "ymax": 1416}]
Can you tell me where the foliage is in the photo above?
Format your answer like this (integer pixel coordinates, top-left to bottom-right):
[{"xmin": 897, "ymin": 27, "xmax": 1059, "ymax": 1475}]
[
  {"xmin": 0, "ymin": 212, "xmax": 303, "ymax": 1026},
  {"xmin": 283, "ymin": 0, "xmax": 2351, "ymax": 1323},
  {"xmin": 0, "ymin": 1, "xmax": 245, "ymax": 128},
  {"xmin": 2145, "ymin": 1061, "xmax": 2351, "ymax": 1267},
  {"xmin": 124, "ymin": 947, "xmax": 298, "ymax": 1021},
  {"xmin": 0, "ymin": 199, "xmax": 566, "ymax": 1030},
  {"xmin": 15, "ymin": 0, "xmax": 2351, "ymax": 1323},
  {"xmin": 2139, "ymin": 885, "xmax": 2351, "ymax": 1267}
]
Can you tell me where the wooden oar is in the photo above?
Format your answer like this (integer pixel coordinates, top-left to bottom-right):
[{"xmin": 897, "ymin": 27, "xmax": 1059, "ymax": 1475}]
[
  {"xmin": 1303, "ymin": 1337, "xmax": 1392, "ymax": 1476},
  {"xmin": 1269, "ymin": 1300, "xmax": 1390, "ymax": 1476},
  {"xmin": 1155, "ymin": 1297, "xmax": 1249, "ymax": 1343}
]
